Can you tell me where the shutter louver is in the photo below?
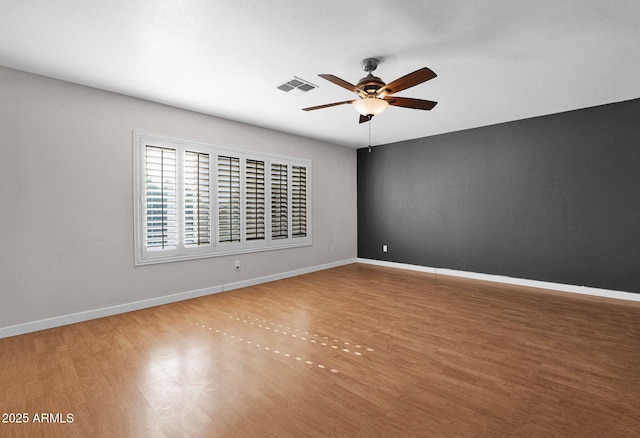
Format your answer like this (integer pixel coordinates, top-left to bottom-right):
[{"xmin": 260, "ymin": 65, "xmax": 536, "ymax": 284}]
[
  {"xmin": 246, "ymin": 159, "xmax": 265, "ymax": 241},
  {"xmin": 218, "ymin": 155, "xmax": 241, "ymax": 243},
  {"xmin": 184, "ymin": 151, "xmax": 210, "ymax": 246},
  {"xmin": 145, "ymin": 146, "xmax": 177, "ymax": 249},
  {"xmin": 292, "ymin": 165, "xmax": 307, "ymax": 238},
  {"xmin": 271, "ymin": 163, "xmax": 288, "ymax": 239}
]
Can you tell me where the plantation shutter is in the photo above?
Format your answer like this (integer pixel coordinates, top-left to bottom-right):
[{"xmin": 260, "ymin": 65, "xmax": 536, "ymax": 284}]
[
  {"xmin": 184, "ymin": 151, "xmax": 211, "ymax": 246},
  {"xmin": 271, "ymin": 163, "xmax": 288, "ymax": 239},
  {"xmin": 291, "ymin": 165, "xmax": 307, "ymax": 238},
  {"xmin": 135, "ymin": 131, "xmax": 311, "ymax": 265},
  {"xmin": 145, "ymin": 146, "xmax": 177, "ymax": 249},
  {"xmin": 246, "ymin": 159, "xmax": 265, "ymax": 241},
  {"xmin": 218, "ymin": 155, "xmax": 241, "ymax": 243}
]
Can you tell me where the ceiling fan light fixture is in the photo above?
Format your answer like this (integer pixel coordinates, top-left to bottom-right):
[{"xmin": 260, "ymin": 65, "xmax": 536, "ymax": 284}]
[{"xmin": 352, "ymin": 97, "xmax": 389, "ymax": 116}]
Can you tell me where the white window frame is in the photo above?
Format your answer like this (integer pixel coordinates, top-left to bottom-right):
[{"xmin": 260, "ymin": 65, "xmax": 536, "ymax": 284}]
[{"xmin": 133, "ymin": 131, "xmax": 312, "ymax": 265}]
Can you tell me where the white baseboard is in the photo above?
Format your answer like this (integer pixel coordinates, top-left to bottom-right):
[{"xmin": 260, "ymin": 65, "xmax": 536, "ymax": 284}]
[
  {"xmin": 0, "ymin": 285, "xmax": 223, "ymax": 340},
  {"xmin": 222, "ymin": 258, "xmax": 357, "ymax": 292},
  {"xmin": 357, "ymin": 258, "xmax": 640, "ymax": 303},
  {"xmin": 0, "ymin": 258, "xmax": 357, "ymax": 339}
]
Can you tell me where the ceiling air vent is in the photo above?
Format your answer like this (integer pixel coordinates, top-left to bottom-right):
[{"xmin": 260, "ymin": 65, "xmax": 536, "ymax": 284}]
[{"xmin": 277, "ymin": 77, "xmax": 317, "ymax": 95}]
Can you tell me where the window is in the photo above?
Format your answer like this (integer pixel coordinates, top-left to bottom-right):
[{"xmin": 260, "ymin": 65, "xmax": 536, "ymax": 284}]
[
  {"xmin": 134, "ymin": 132, "xmax": 311, "ymax": 265},
  {"xmin": 292, "ymin": 165, "xmax": 307, "ymax": 238},
  {"xmin": 217, "ymin": 155, "xmax": 241, "ymax": 244},
  {"xmin": 184, "ymin": 151, "xmax": 211, "ymax": 247},
  {"xmin": 144, "ymin": 146, "xmax": 177, "ymax": 251},
  {"xmin": 245, "ymin": 159, "xmax": 265, "ymax": 241},
  {"xmin": 271, "ymin": 163, "xmax": 288, "ymax": 240}
]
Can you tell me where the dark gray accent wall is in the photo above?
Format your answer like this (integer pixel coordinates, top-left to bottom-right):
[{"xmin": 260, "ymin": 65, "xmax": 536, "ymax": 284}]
[{"xmin": 357, "ymin": 98, "xmax": 640, "ymax": 294}]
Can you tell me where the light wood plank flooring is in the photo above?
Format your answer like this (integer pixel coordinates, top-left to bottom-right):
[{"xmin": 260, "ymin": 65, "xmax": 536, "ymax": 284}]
[{"xmin": 1, "ymin": 263, "xmax": 639, "ymax": 437}]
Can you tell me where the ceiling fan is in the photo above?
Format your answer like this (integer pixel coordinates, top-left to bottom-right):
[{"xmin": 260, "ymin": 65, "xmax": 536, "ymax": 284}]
[{"xmin": 302, "ymin": 58, "xmax": 438, "ymax": 123}]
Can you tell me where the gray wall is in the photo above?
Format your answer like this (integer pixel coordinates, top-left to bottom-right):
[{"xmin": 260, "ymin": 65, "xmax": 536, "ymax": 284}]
[
  {"xmin": 0, "ymin": 66, "xmax": 357, "ymax": 330},
  {"xmin": 358, "ymin": 98, "xmax": 640, "ymax": 294}
]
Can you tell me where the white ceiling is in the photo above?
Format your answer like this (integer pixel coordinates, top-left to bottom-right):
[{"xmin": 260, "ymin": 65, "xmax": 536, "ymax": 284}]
[{"xmin": 2, "ymin": 0, "xmax": 640, "ymax": 148}]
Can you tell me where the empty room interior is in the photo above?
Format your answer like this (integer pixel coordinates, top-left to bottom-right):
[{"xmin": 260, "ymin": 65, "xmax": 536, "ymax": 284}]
[{"xmin": 2, "ymin": 1, "xmax": 640, "ymax": 437}]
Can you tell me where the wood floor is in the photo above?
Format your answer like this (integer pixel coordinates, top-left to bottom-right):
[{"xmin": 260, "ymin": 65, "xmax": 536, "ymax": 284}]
[{"xmin": 1, "ymin": 263, "xmax": 639, "ymax": 437}]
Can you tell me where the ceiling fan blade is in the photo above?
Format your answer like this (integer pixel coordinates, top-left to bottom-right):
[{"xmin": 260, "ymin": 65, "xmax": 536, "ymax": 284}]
[
  {"xmin": 359, "ymin": 114, "xmax": 373, "ymax": 124},
  {"xmin": 302, "ymin": 100, "xmax": 355, "ymax": 111},
  {"xmin": 318, "ymin": 74, "xmax": 357, "ymax": 92},
  {"xmin": 378, "ymin": 67, "xmax": 437, "ymax": 95},
  {"xmin": 385, "ymin": 96, "xmax": 438, "ymax": 110}
]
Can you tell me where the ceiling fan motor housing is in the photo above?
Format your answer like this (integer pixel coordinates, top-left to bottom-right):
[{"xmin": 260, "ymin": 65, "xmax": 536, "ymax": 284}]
[
  {"xmin": 356, "ymin": 75, "xmax": 385, "ymax": 95},
  {"xmin": 357, "ymin": 58, "xmax": 386, "ymax": 95}
]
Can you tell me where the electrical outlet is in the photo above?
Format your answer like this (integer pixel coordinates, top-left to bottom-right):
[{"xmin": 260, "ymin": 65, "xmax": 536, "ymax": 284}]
[
  {"xmin": 383, "ymin": 244, "xmax": 388, "ymax": 253},
  {"xmin": 234, "ymin": 260, "xmax": 240, "ymax": 271}
]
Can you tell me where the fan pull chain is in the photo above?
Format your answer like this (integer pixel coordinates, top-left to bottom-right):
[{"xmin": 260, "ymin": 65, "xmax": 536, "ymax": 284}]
[{"xmin": 368, "ymin": 119, "xmax": 372, "ymax": 152}]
